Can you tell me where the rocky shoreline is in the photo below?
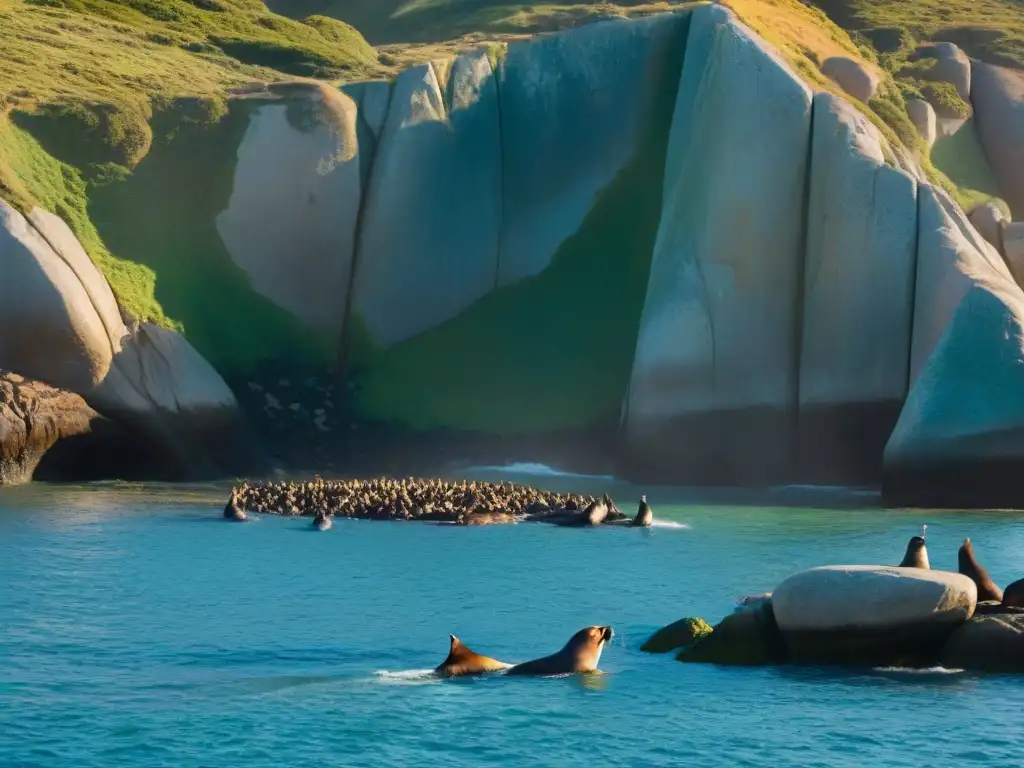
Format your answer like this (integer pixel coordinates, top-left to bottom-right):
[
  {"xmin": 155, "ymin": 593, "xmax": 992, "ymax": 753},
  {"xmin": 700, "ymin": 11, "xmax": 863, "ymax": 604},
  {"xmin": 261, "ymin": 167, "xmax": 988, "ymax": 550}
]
[
  {"xmin": 224, "ymin": 476, "xmax": 653, "ymax": 527},
  {"xmin": 643, "ymin": 536, "xmax": 1024, "ymax": 674}
]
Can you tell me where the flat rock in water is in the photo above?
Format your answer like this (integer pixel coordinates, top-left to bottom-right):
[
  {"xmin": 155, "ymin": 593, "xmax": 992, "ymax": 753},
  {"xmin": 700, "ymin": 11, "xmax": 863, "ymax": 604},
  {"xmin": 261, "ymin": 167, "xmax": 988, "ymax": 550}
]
[
  {"xmin": 772, "ymin": 565, "xmax": 977, "ymax": 665},
  {"xmin": 941, "ymin": 613, "xmax": 1024, "ymax": 673}
]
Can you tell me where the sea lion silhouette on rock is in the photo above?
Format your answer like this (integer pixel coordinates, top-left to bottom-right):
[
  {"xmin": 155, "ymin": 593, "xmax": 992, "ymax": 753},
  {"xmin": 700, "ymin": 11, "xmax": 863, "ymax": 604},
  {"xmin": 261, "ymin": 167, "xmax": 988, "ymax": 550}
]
[
  {"xmin": 633, "ymin": 495, "xmax": 653, "ymax": 528},
  {"xmin": 959, "ymin": 538, "xmax": 1003, "ymax": 602},
  {"xmin": 223, "ymin": 491, "xmax": 247, "ymax": 522},
  {"xmin": 899, "ymin": 527, "xmax": 929, "ymax": 568},
  {"xmin": 505, "ymin": 626, "xmax": 613, "ymax": 676},
  {"xmin": 1003, "ymin": 578, "xmax": 1024, "ymax": 608},
  {"xmin": 435, "ymin": 635, "xmax": 511, "ymax": 677}
]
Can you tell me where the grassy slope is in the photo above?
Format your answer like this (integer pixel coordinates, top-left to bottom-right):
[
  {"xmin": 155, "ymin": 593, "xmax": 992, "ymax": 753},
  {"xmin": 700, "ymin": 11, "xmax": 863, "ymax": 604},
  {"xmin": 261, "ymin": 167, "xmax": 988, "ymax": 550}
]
[{"xmin": 0, "ymin": 0, "xmax": 382, "ymax": 334}]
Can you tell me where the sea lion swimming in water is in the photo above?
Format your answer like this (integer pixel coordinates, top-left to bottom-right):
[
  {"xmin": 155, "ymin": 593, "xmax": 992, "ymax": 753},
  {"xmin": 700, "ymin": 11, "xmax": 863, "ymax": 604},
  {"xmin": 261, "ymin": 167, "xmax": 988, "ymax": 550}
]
[
  {"xmin": 223, "ymin": 491, "xmax": 247, "ymax": 522},
  {"xmin": 313, "ymin": 511, "xmax": 332, "ymax": 531},
  {"xmin": 899, "ymin": 526, "xmax": 929, "ymax": 568},
  {"xmin": 434, "ymin": 635, "xmax": 512, "ymax": 677},
  {"xmin": 633, "ymin": 495, "xmax": 653, "ymax": 528},
  {"xmin": 1002, "ymin": 578, "xmax": 1024, "ymax": 609},
  {"xmin": 959, "ymin": 538, "xmax": 1003, "ymax": 602},
  {"xmin": 504, "ymin": 626, "xmax": 613, "ymax": 676}
]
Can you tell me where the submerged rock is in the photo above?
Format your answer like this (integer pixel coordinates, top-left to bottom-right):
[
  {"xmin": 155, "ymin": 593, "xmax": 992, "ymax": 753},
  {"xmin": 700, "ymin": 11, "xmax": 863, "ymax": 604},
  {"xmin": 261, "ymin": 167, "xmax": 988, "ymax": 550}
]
[
  {"xmin": 641, "ymin": 617, "xmax": 713, "ymax": 654},
  {"xmin": 677, "ymin": 599, "xmax": 785, "ymax": 666},
  {"xmin": 941, "ymin": 613, "xmax": 1024, "ymax": 673},
  {"xmin": 771, "ymin": 565, "xmax": 976, "ymax": 666}
]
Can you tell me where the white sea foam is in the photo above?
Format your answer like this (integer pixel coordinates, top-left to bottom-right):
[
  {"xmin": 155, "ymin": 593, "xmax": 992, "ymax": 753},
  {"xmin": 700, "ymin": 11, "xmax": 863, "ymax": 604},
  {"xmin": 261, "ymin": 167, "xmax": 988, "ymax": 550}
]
[
  {"xmin": 650, "ymin": 520, "xmax": 689, "ymax": 530},
  {"xmin": 873, "ymin": 666, "xmax": 964, "ymax": 675},
  {"xmin": 464, "ymin": 462, "xmax": 615, "ymax": 481},
  {"xmin": 373, "ymin": 669, "xmax": 439, "ymax": 685}
]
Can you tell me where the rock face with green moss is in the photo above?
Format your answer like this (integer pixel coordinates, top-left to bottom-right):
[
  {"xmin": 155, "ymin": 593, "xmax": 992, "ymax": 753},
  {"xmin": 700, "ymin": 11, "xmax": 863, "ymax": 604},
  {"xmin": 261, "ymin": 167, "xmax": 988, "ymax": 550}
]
[
  {"xmin": 9, "ymin": 2, "xmax": 1024, "ymax": 496},
  {"xmin": 0, "ymin": 199, "xmax": 261, "ymax": 480},
  {"xmin": 351, "ymin": 50, "xmax": 501, "ymax": 348},
  {"xmin": 215, "ymin": 87, "xmax": 363, "ymax": 337}
]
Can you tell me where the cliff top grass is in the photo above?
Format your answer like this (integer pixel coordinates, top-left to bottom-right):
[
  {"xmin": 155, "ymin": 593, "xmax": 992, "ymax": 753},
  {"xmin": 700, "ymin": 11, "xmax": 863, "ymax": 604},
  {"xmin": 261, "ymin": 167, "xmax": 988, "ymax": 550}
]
[{"xmin": 0, "ymin": 0, "xmax": 385, "ymax": 330}]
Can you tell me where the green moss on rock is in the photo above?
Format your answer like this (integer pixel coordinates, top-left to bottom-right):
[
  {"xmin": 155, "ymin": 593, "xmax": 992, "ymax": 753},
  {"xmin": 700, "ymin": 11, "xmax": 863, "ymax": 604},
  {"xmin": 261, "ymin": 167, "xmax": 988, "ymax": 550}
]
[
  {"xmin": 677, "ymin": 603, "xmax": 785, "ymax": 666},
  {"xmin": 641, "ymin": 617, "xmax": 713, "ymax": 654},
  {"xmin": 87, "ymin": 99, "xmax": 332, "ymax": 375}
]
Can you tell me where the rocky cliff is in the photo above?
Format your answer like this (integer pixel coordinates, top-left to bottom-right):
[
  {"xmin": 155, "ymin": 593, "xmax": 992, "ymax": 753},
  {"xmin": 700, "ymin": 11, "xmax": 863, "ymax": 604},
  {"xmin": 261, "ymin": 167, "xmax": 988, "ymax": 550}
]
[{"xmin": 3, "ymin": 3, "xmax": 1024, "ymax": 505}]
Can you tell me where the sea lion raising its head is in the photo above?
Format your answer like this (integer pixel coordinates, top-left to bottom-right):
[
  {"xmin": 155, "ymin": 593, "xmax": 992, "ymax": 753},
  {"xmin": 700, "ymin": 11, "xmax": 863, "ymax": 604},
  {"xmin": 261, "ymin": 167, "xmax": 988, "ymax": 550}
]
[
  {"xmin": 505, "ymin": 626, "xmax": 613, "ymax": 676},
  {"xmin": 582, "ymin": 499, "xmax": 608, "ymax": 526},
  {"xmin": 435, "ymin": 635, "xmax": 512, "ymax": 678},
  {"xmin": 899, "ymin": 533, "xmax": 929, "ymax": 569},
  {"xmin": 633, "ymin": 495, "xmax": 653, "ymax": 528},
  {"xmin": 223, "ymin": 492, "xmax": 247, "ymax": 522},
  {"xmin": 959, "ymin": 538, "xmax": 1003, "ymax": 602},
  {"xmin": 1002, "ymin": 578, "xmax": 1024, "ymax": 609}
]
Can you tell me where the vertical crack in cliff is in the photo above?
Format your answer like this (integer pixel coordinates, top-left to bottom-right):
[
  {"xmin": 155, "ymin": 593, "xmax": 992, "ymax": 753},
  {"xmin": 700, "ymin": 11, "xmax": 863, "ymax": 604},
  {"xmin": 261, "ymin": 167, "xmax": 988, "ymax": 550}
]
[
  {"xmin": 492, "ymin": 51, "xmax": 506, "ymax": 292},
  {"xmin": 791, "ymin": 91, "xmax": 816, "ymax": 476},
  {"xmin": 905, "ymin": 178, "xmax": 924, "ymax": 397},
  {"xmin": 336, "ymin": 79, "xmax": 397, "ymax": 385}
]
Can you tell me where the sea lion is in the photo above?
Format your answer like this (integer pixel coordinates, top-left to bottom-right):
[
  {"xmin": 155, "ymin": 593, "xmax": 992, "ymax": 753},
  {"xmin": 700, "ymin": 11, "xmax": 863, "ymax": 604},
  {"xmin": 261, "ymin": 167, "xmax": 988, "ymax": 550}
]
[
  {"xmin": 898, "ymin": 535, "xmax": 929, "ymax": 569},
  {"xmin": 633, "ymin": 495, "xmax": 653, "ymax": 528},
  {"xmin": 1003, "ymin": 578, "xmax": 1024, "ymax": 609},
  {"xmin": 434, "ymin": 635, "xmax": 512, "ymax": 678},
  {"xmin": 223, "ymin": 492, "xmax": 247, "ymax": 522},
  {"xmin": 582, "ymin": 498, "xmax": 608, "ymax": 526},
  {"xmin": 504, "ymin": 626, "xmax": 613, "ymax": 676},
  {"xmin": 958, "ymin": 538, "xmax": 1003, "ymax": 602},
  {"xmin": 313, "ymin": 511, "xmax": 332, "ymax": 531}
]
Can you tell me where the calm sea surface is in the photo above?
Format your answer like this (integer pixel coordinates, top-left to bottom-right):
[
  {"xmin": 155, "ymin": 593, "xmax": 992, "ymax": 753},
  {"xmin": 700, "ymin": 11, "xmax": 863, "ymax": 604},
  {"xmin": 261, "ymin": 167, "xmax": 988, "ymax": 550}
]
[{"xmin": 2, "ymin": 469, "xmax": 1023, "ymax": 767}]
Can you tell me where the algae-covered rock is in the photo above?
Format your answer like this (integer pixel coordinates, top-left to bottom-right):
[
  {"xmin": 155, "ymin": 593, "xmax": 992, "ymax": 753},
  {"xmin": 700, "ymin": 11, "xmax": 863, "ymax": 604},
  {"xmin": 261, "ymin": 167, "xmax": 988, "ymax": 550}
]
[
  {"xmin": 941, "ymin": 613, "xmax": 1024, "ymax": 673},
  {"xmin": 625, "ymin": 3, "xmax": 812, "ymax": 484},
  {"xmin": 677, "ymin": 601, "xmax": 784, "ymax": 666},
  {"xmin": 641, "ymin": 617, "xmax": 713, "ymax": 653}
]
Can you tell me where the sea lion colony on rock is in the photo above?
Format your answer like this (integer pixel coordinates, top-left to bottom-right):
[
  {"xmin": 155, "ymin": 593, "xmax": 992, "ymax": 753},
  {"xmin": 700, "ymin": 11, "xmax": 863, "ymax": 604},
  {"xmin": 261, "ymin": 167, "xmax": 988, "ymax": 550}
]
[{"xmin": 225, "ymin": 477, "xmax": 654, "ymax": 527}]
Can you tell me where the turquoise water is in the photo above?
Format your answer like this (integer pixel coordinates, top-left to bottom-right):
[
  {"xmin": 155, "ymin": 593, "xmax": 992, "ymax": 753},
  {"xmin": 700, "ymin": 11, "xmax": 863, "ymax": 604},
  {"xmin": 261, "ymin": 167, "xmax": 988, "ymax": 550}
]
[{"xmin": 2, "ymin": 474, "xmax": 1024, "ymax": 767}]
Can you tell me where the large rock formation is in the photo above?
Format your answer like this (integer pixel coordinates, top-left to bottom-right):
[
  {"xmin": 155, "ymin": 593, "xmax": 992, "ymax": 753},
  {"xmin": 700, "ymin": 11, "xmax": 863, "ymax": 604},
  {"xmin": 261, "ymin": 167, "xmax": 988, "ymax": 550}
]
[
  {"xmin": 972, "ymin": 62, "xmax": 1024, "ymax": 219},
  {"xmin": 797, "ymin": 93, "xmax": 917, "ymax": 481},
  {"xmin": 625, "ymin": 3, "xmax": 812, "ymax": 484},
  {"xmin": 352, "ymin": 51, "xmax": 502, "ymax": 347},
  {"xmin": 0, "ymin": 200, "xmax": 262, "ymax": 480},
  {"xmin": 772, "ymin": 565, "xmax": 977, "ymax": 664},
  {"xmin": 941, "ymin": 613, "xmax": 1024, "ymax": 672},
  {"xmin": 0, "ymin": 371, "xmax": 158, "ymax": 484},
  {"xmin": 216, "ymin": 86, "xmax": 362, "ymax": 335}
]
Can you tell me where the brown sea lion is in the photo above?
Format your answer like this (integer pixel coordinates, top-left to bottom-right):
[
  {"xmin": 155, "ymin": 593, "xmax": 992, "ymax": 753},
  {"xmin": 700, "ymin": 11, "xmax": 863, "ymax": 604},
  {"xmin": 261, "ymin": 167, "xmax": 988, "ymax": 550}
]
[
  {"xmin": 898, "ymin": 535, "xmax": 929, "ymax": 569},
  {"xmin": 1003, "ymin": 578, "xmax": 1024, "ymax": 609},
  {"xmin": 582, "ymin": 499, "xmax": 608, "ymax": 526},
  {"xmin": 958, "ymin": 538, "xmax": 1003, "ymax": 602},
  {"xmin": 313, "ymin": 511, "xmax": 332, "ymax": 531},
  {"xmin": 434, "ymin": 635, "xmax": 511, "ymax": 678},
  {"xmin": 633, "ymin": 495, "xmax": 653, "ymax": 528},
  {"xmin": 223, "ymin": 492, "xmax": 247, "ymax": 522},
  {"xmin": 504, "ymin": 626, "xmax": 613, "ymax": 676}
]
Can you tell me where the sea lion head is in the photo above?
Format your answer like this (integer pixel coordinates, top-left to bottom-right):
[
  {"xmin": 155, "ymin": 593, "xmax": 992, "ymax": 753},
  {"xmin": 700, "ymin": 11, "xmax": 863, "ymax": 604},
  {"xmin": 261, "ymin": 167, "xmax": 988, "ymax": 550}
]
[
  {"xmin": 563, "ymin": 625, "xmax": 613, "ymax": 672},
  {"xmin": 435, "ymin": 634, "xmax": 511, "ymax": 678},
  {"xmin": 899, "ymin": 535, "xmax": 929, "ymax": 569}
]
